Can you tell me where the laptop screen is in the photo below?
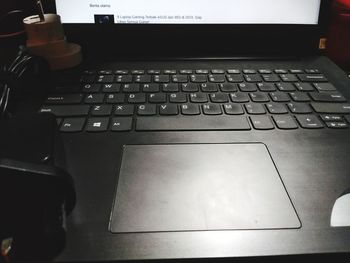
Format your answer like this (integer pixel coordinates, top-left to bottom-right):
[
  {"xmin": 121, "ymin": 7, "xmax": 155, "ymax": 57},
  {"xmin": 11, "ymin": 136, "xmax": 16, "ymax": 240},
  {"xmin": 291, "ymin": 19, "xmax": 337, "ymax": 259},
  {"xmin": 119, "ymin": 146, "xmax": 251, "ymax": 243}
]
[{"xmin": 56, "ymin": 0, "xmax": 321, "ymax": 25}]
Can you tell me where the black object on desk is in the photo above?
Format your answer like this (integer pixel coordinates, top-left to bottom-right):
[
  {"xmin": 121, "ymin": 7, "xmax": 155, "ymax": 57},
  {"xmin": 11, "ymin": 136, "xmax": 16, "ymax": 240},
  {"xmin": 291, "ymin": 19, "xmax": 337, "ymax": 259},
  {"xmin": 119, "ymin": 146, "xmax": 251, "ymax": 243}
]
[{"xmin": 0, "ymin": 113, "xmax": 76, "ymax": 262}]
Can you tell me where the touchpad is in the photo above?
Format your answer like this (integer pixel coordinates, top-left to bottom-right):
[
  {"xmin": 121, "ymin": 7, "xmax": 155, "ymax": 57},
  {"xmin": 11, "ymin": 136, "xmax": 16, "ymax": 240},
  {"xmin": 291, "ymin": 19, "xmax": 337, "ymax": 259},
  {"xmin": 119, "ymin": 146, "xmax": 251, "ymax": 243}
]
[{"xmin": 110, "ymin": 144, "xmax": 300, "ymax": 233}]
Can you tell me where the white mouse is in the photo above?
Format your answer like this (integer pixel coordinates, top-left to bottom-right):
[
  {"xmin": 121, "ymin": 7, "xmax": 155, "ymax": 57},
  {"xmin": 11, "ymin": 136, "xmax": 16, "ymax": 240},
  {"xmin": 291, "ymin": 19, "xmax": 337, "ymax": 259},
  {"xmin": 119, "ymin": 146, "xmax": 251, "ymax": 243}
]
[{"xmin": 331, "ymin": 192, "xmax": 350, "ymax": 227}]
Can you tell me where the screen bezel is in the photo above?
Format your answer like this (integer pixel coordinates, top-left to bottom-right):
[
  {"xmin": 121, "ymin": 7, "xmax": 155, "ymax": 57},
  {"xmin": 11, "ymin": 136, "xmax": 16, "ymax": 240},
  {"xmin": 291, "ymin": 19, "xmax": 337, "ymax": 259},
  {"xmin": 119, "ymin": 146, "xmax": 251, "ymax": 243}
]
[{"xmin": 50, "ymin": 0, "xmax": 331, "ymax": 59}]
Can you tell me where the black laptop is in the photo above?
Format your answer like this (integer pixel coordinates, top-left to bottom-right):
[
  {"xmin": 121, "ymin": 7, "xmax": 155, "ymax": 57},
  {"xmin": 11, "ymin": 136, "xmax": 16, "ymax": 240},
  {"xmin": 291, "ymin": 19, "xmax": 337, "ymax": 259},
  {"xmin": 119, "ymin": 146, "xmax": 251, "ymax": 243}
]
[{"xmin": 43, "ymin": 0, "xmax": 350, "ymax": 261}]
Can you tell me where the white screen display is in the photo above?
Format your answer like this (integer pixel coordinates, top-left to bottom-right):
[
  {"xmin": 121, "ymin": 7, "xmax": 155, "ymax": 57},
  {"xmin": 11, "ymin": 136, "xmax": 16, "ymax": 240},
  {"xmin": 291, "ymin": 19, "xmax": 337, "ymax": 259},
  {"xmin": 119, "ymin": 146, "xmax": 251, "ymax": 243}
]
[{"xmin": 56, "ymin": 0, "xmax": 321, "ymax": 25}]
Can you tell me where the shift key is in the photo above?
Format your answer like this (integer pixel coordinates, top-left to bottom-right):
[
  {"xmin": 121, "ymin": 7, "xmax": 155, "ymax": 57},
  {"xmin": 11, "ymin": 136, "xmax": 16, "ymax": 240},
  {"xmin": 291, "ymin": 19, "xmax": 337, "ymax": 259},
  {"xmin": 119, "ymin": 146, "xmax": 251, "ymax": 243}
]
[
  {"xmin": 311, "ymin": 103, "xmax": 350, "ymax": 114},
  {"xmin": 40, "ymin": 105, "xmax": 90, "ymax": 117}
]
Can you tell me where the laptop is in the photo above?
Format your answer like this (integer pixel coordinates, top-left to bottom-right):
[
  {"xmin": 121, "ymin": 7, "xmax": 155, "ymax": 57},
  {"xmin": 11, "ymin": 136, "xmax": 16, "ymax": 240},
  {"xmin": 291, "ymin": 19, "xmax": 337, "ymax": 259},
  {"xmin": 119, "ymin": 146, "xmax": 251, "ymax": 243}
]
[{"xmin": 43, "ymin": 0, "xmax": 350, "ymax": 261}]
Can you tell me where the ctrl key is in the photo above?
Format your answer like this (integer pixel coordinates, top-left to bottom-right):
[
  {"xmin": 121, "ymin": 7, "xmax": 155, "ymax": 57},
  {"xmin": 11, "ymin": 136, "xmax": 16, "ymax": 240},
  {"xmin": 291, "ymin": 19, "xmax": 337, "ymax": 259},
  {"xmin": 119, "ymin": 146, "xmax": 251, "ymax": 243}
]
[
  {"xmin": 60, "ymin": 118, "xmax": 86, "ymax": 132},
  {"xmin": 111, "ymin": 117, "xmax": 133, "ymax": 131}
]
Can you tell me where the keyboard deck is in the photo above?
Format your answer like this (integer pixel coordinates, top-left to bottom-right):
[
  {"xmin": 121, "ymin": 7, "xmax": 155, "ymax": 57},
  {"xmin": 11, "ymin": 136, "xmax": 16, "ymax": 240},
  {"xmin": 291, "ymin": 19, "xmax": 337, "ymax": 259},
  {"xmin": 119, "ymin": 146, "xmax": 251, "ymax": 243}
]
[{"xmin": 40, "ymin": 68, "xmax": 350, "ymax": 132}]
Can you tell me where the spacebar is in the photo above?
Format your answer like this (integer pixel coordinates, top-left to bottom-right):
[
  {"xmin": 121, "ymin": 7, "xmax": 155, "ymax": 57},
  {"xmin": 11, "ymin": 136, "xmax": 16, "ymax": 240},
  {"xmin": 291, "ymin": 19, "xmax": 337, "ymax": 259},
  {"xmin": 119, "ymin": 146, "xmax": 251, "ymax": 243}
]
[{"xmin": 136, "ymin": 116, "xmax": 251, "ymax": 131}]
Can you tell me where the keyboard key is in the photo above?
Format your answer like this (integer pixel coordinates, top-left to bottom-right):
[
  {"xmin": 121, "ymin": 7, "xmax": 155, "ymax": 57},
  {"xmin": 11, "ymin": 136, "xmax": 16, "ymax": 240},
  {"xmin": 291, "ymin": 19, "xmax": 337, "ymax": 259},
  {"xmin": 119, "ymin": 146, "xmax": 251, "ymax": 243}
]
[
  {"xmin": 313, "ymin": 83, "xmax": 337, "ymax": 91},
  {"xmin": 40, "ymin": 105, "xmax": 90, "ymax": 117},
  {"xmin": 250, "ymin": 92, "xmax": 270, "ymax": 102},
  {"xmin": 131, "ymin": 70, "xmax": 145, "ymax": 75},
  {"xmin": 82, "ymin": 84, "xmax": 101, "ymax": 93},
  {"xmin": 84, "ymin": 94, "xmax": 105, "ymax": 104},
  {"xmin": 290, "ymin": 69, "xmax": 304, "ymax": 74},
  {"xmin": 287, "ymin": 103, "xmax": 312, "ymax": 114},
  {"xmin": 162, "ymin": 84, "xmax": 179, "ymax": 92},
  {"xmin": 320, "ymin": 115, "xmax": 343, "ymax": 122},
  {"xmin": 149, "ymin": 93, "xmax": 167, "ymax": 103},
  {"xmin": 257, "ymin": 83, "xmax": 276, "ymax": 92},
  {"xmin": 86, "ymin": 118, "xmax": 109, "ymax": 132},
  {"xmin": 202, "ymin": 104, "xmax": 222, "ymax": 115},
  {"xmin": 179, "ymin": 70, "xmax": 193, "ymax": 74},
  {"xmin": 230, "ymin": 92, "xmax": 249, "ymax": 103},
  {"xmin": 258, "ymin": 69, "xmax": 273, "ymax": 74},
  {"xmin": 98, "ymin": 70, "xmax": 113, "ymax": 75},
  {"xmin": 96, "ymin": 75, "xmax": 114, "ymax": 83},
  {"xmin": 127, "ymin": 93, "xmax": 146, "ymax": 104},
  {"xmin": 46, "ymin": 94, "xmax": 83, "ymax": 104},
  {"xmin": 266, "ymin": 103, "xmax": 288, "ymax": 114},
  {"xmin": 163, "ymin": 70, "xmax": 176, "ymax": 74},
  {"xmin": 115, "ymin": 105, "xmax": 134, "ymax": 115},
  {"xmin": 181, "ymin": 104, "xmax": 201, "ymax": 115},
  {"xmin": 209, "ymin": 74, "xmax": 225, "ymax": 83},
  {"xmin": 172, "ymin": 75, "xmax": 188, "ymax": 83},
  {"xmin": 250, "ymin": 116, "xmax": 275, "ymax": 130},
  {"xmin": 344, "ymin": 116, "xmax": 350, "ymax": 123},
  {"xmin": 111, "ymin": 117, "xmax": 133, "ymax": 131},
  {"xmin": 311, "ymin": 103, "xmax": 350, "ymax": 114},
  {"xmin": 196, "ymin": 69, "xmax": 209, "ymax": 74},
  {"xmin": 280, "ymin": 74, "xmax": 298, "ymax": 82},
  {"xmin": 226, "ymin": 74, "xmax": 244, "ymax": 83},
  {"xmin": 273, "ymin": 115, "xmax": 298, "ymax": 130},
  {"xmin": 227, "ymin": 69, "xmax": 241, "ymax": 74},
  {"xmin": 147, "ymin": 70, "xmax": 161, "ymax": 75},
  {"xmin": 243, "ymin": 69, "xmax": 256, "ymax": 74},
  {"xmin": 274, "ymin": 69, "xmax": 288, "ymax": 74},
  {"xmin": 276, "ymin": 83, "xmax": 296, "ymax": 92},
  {"xmin": 106, "ymin": 94, "xmax": 125, "ymax": 104},
  {"xmin": 245, "ymin": 103, "xmax": 266, "ymax": 115},
  {"xmin": 326, "ymin": 122, "xmax": 348, "ymax": 129},
  {"xmin": 154, "ymin": 75, "xmax": 170, "ymax": 83},
  {"xmin": 190, "ymin": 75, "xmax": 207, "ymax": 83},
  {"xmin": 289, "ymin": 69, "xmax": 304, "ymax": 74},
  {"xmin": 102, "ymin": 84, "xmax": 120, "ymax": 93},
  {"xmin": 244, "ymin": 74, "xmax": 262, "ymax": 82},
  {"xmin": 190, "ymin": 93, "xmax": 208, "ymax": 103},
  {"xmin": 115, "ymin": 70, "xmax": 129, "ymax": 75},
  {"xmin": 238, "ymin": 83, "xmax": 257, "ymax": 92},
  {"xmin": 60, "ymin": 118, "xmax": 86, "ymax": 132},
  {"xmin": 142, "ymin": 84, "xmax": 160, "ymax": 93},
  {"xmin": 134, "ymin": 75, "xmax": 151, "ymax": 83},
  {"xmin": 169, "ymin": 93, "xmax": 187, "ymax": 103},
  {"xmin": 210, "ymin": 93, "xmax": 229, "ymax": 103},
  {"xmin": 136, "ymin": 116, "xmax": 251, "ymax": 131},
  {"xmin": 305, "ymin": 69, "xmax": 320, "ymax": 74},
  {"xmin": 211, "ymin": 69, "xmax": 225, "ymax": 74},
  {"xmin": 201, "ymin": 83, "xmax": 218, "ymax": 92},
  {"xmin": 289, "ymin": 92, "xmax": 311, "ymax": 102},
  {"xmin": 294, "ymin": 83, "xmax": 315, "ymax": 92},
  {"xmin": 297, "ymin": 74, "xmax": 328, "ymax": 82},
  {"xmin": 223, "ymin": 104, "xmax": 244, "ymax": 115},
  {"xmin": 262, "ymin": 74, "xmax": 280, "ymax": 82},
  {"xmin": 115, "ymin": 75, "xmax": 132, "ymax": 83},
  {"xmin": 270, "ymin": 92, "xmax": 290, "ymax": 102},
  {"xmin": 219, "ymin": 83, "xmax": 238, "ymax": 92},
  {"xmin": 309, "ymin": 92, "xmax": 346, "ymax": 102},
  {"xmin": 91, "ymin": 105, "xmax": 112, "ymax": 116},
  {"xmin": 122, "ymin": 84, "xmax": 140, "ymax": 93},
  {"xmin": 137, "ymin": 104, "xmax": 157, "ymax": 116},
  {"xmin": 296, "ymin": 115, "xmax": 324, "ymax": 129},
  {"xmin": 159, "ymin": 104, "xmax": 179, "ymax": 115},
  {"xmin": 182, "ymin": 83, "xmax": 199, "ymax": 92}
]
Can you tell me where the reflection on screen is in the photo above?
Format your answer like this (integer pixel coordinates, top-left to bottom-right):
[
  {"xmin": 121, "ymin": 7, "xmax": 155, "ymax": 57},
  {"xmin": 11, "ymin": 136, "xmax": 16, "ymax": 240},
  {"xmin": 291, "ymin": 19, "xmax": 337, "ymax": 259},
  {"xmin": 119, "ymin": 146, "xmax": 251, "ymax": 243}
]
[{"xmin": 56, "ymin": 0, "xmax": 321, "ymax": 25}]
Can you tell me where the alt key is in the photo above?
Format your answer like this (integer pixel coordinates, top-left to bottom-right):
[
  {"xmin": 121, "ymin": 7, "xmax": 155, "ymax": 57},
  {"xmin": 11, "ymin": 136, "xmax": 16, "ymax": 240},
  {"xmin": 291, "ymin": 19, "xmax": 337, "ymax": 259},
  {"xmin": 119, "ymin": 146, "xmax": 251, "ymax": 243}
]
[{"xmin": 111, "ymin": 117, "xmax": 133, "ymax": 131}]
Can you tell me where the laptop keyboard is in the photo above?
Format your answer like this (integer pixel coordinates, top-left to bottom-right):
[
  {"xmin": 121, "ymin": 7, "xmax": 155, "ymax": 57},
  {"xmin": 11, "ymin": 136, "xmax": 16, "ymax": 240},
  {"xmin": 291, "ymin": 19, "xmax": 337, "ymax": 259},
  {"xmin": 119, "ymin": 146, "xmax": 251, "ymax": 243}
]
[{"xmin": 40, "ymin": 68, "xmax": 350, "ymax": 132}]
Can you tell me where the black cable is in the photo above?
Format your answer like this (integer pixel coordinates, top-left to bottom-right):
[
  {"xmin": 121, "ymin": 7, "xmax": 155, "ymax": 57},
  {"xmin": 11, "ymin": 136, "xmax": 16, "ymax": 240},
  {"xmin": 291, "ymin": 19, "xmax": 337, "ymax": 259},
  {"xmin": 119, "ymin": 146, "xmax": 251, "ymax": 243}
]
[{"xmin": 0, "ymin": 46, "xmax": 35, "ymax": 118}]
